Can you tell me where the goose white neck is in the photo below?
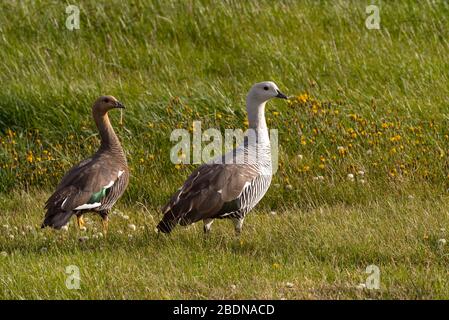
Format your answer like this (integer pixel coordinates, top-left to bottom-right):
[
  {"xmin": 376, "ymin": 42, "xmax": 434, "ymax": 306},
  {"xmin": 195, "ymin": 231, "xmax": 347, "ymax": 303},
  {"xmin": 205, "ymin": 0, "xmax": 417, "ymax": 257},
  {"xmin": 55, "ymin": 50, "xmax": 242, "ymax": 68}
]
[
  {"xmin": 246, "ymin": 95, "xmax": 271, "ymax": 146},
  {"xmin": 246, "ymin": 95, "xmax": 268, "ymax": 130}
]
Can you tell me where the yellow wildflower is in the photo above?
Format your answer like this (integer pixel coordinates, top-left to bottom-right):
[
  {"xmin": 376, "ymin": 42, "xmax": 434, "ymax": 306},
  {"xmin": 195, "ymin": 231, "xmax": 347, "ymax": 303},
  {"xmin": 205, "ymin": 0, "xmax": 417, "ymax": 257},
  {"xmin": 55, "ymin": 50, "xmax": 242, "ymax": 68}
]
[
  {"xmin": 26, "ymin": 151, "xmax": 34, "ymax": 163},
  {"xmin": 390, "ymin": 135, "xmax": 401, "ymax": 142},
  {"xmin": 6, "ymin": 129, "xmax": 15, "ymax": 138},
  {"xmin": 337, "ymin": 146, "xmax": 347, "ymax": 156},
  {"xmin": 297, "ymin": 93, "xmax": 309, "ymax": 103}
]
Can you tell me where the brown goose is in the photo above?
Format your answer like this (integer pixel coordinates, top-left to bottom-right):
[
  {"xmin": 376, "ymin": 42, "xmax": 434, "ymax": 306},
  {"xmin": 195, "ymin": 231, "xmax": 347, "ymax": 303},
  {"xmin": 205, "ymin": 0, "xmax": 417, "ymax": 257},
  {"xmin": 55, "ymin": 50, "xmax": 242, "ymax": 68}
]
[
  {"xmin": 157, "ymin": 81, "xmax": 287, "ymax": 235},
  {"xmin": 42, "ymin": 96, "xmax": 129, "ymax": 234}
]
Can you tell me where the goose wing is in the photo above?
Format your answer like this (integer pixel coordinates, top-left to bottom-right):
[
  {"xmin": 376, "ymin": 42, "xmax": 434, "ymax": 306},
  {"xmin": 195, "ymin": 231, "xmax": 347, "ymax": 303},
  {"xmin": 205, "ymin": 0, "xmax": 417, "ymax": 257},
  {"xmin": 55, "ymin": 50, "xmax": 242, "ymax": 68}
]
[{"xmin": 157, "ymin": 163, "xmax": 259, "ymax": 232}]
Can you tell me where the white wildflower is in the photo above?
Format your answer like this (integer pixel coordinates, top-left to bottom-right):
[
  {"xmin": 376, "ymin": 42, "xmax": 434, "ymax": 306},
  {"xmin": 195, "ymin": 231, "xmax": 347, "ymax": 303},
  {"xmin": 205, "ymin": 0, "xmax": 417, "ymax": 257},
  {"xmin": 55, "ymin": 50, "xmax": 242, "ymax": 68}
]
[{"xmin": 356, "ymin": 283, "xmax": 366, "ymax": 290}]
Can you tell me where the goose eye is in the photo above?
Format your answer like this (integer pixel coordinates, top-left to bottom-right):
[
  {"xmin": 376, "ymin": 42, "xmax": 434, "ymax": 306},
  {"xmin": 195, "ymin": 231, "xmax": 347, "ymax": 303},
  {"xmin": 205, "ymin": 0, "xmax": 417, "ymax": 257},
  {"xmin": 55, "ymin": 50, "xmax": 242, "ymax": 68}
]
[
  {"xmin": 263, "ymin": 86, "xmax": 269, "ymax": 91},
  {"xmin": 104, "ymin": 98, "xmax": 110, "ymax": 103}
]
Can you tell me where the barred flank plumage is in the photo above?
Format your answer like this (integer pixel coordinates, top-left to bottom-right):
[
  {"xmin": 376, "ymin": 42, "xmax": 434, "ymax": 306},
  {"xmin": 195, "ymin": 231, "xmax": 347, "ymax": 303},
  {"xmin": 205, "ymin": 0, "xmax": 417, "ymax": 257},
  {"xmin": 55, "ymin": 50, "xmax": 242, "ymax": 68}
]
[{"xmin": 99, "ymin": 171, "xmax": 129, "ymax": 211}]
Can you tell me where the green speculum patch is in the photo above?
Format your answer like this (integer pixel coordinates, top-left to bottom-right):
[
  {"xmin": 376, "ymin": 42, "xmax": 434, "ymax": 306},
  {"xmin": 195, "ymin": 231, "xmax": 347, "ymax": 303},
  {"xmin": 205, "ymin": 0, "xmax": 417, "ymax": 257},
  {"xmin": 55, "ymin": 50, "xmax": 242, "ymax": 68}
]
[{"xmin": 88, "ymin": 187, "xmax": 111, "ymax": 204}]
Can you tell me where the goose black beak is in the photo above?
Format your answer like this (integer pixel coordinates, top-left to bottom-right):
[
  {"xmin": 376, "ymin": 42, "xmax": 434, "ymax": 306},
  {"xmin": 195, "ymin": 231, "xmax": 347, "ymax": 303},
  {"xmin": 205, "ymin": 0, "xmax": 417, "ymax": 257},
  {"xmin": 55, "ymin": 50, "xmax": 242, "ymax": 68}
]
[
  {"xmin": 276, "ymin": 90, "xmax": 288, "ymax": 99},
  {"xmin": 116, "ymin": 101, "xmax": 125, "ymax": 109}
]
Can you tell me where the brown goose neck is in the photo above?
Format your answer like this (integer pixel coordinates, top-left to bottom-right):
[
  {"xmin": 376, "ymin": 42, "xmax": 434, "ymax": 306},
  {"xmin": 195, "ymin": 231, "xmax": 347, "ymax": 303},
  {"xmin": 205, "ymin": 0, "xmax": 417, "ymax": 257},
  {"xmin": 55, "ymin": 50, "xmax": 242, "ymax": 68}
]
[{"xmin": 93, "ymin": 111, "xmax": 124, "ymax": 155}]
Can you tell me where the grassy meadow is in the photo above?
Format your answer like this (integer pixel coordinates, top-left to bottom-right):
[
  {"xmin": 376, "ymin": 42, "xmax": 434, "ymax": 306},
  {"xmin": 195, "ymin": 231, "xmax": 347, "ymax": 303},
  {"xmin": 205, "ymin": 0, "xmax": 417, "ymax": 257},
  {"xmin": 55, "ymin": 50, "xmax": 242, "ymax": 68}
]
[{"xmin": 1, "ymin": 0, "xmax": 449, "ymax": 299}]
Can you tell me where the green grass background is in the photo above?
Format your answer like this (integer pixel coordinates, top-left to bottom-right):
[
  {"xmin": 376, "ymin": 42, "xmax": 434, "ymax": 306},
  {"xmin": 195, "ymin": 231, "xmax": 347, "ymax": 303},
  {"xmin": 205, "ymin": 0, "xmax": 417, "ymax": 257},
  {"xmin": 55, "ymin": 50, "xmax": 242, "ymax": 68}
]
[{"xmin": 1, "ymin": 0, "xmax": 449, "ymax": 299}]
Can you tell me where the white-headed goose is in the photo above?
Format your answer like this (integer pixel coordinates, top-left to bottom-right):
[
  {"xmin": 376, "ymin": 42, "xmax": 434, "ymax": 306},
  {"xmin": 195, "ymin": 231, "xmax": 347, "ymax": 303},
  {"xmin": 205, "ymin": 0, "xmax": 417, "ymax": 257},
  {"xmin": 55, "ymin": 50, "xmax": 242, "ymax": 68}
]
[{"xmin": 157, "ymin": 81, "xmax": 287, "ymax": 235}]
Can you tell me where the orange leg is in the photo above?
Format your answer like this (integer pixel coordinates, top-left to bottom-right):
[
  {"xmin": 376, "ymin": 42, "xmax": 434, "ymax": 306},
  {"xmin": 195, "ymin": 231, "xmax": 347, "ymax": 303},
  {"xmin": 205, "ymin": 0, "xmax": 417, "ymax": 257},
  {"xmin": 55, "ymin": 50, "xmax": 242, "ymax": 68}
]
[{"xmin": 76, "ymin": 215, "xmax": 85, "ymax": 229}]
